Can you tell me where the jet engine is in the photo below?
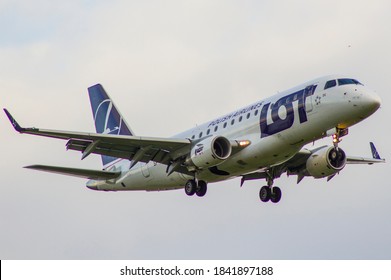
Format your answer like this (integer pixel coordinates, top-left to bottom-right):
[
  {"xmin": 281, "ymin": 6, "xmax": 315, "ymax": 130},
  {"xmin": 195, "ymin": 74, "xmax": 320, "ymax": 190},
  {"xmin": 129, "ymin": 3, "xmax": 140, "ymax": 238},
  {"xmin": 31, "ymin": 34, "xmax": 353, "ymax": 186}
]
[
  {"xmin": 306, "ymin": 146, "xmax": 347, "ymax": 178},
  {"xmin": 188, "ymin": 136, "xmax": 232, "ymax": 169}
]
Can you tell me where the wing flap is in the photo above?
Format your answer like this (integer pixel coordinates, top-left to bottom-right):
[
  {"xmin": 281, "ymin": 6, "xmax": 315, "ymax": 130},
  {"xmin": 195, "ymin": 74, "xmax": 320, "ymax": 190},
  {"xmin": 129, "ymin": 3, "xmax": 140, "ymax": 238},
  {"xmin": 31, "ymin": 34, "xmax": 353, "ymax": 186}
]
[
  {"xmin": 66, "ymin": 138, "xmax": 170, "ymax": 164},
  {"xmin": 24, "ymin": 165, "xmax": 121, "ymax": 180}
]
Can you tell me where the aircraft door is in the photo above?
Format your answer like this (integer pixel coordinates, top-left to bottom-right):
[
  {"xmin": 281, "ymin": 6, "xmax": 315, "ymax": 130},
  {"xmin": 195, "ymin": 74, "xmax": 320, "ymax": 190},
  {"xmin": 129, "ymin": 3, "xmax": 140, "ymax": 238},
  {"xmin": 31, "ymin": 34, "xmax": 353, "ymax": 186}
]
[
  {"xmin": 305, "ymin": 95, "xmax": 313, "ymax": 112},
  {"xmin": 304, "ymin": 84, "xmax": 316, "ymax": 113}
]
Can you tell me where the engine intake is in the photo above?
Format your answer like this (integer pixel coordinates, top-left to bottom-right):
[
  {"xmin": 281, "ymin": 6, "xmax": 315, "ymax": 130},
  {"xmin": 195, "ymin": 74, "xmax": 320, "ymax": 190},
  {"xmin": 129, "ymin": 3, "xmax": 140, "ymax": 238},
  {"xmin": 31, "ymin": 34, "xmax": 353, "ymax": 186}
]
[
  {"xmin": 306, "ymin": 146, "xmax": 346, "ymax": 178},
  {"xmin": 188, "ymin": 136, "xmax": 232, "ymax": 169}
]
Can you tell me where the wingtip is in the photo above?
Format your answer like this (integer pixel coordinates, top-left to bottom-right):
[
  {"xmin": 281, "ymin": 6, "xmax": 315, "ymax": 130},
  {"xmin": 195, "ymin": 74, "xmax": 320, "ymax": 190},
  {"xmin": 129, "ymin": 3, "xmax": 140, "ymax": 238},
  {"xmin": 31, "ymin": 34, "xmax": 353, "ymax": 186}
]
[
  {"xmin": 3, "ymin": 108, "xmax": 10, "ymax": 117},
  {"xmin": 3, "ymin": 108, "xmax": 24, "ymax": 132},
  {"xmin": 369, "ymin": 142, "xmax": 382, "ymax": 160}
]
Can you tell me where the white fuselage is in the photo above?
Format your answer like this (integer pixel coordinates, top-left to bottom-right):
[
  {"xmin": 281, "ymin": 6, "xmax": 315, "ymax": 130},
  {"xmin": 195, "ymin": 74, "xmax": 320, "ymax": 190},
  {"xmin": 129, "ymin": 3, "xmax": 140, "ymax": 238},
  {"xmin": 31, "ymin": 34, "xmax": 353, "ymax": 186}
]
[{"xmin": 87, "ymin": 75, "xmax": 381, "ymax": 191}]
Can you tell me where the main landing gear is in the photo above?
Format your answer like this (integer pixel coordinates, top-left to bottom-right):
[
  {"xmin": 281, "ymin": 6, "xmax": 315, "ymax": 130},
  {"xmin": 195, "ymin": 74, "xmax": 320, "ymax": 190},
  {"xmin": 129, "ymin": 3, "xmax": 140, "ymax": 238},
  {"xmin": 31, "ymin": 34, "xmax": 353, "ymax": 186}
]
[
  {"xmin": 259, "ymin": 186, "xmax": 282, "ymax": 203},
  {"xmin": 185, "ymin": 179, "xmax": 207, "ymax": 197},
  {"xmin": 259, "ymin": 177, "xmax": 282, "ymax": 203}
]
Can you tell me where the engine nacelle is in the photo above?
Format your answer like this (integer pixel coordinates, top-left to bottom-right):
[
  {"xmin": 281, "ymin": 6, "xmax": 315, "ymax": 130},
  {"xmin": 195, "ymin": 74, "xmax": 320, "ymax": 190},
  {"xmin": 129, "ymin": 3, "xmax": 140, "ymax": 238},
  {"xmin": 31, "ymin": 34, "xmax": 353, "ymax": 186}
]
[
  {"xmin": 188, "ymin": 136, "xmax": 232, "ymax": 169},
  {"xmin": 306, "ymin": 146, "xmax": 347, "ymax": 178}
]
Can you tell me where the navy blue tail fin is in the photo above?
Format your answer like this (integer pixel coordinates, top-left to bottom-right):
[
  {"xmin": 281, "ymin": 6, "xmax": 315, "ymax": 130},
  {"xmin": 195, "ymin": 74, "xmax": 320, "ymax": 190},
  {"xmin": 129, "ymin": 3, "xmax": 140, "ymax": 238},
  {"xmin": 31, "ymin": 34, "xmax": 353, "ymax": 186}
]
[
  {"xmin": 88, "ymin": 84, "xmax": 134, "ymax": 166},
  {"xmin": 370, "ymin": 142, "xmax": 381, "ymax": 160}
]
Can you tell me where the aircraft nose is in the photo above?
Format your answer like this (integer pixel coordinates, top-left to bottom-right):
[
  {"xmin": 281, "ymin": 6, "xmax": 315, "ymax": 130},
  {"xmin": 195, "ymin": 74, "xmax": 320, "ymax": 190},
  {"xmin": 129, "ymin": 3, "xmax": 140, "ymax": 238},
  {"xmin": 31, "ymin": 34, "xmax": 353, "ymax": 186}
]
[
  {"xmin": 362, "ymin": 90, "xmax": 381, "ymax": 112},
  {"xmin": 372, "ymin": 93, "xmax": 381, "ymax": 108}
]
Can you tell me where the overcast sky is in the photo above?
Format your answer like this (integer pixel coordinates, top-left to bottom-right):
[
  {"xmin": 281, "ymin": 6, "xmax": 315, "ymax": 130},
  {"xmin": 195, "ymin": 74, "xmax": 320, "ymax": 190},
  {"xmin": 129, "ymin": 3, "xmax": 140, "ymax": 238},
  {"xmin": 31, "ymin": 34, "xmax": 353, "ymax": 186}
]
[{"xmin": 1, "ymin": 0, "xmax": 390, "ymax": 259}]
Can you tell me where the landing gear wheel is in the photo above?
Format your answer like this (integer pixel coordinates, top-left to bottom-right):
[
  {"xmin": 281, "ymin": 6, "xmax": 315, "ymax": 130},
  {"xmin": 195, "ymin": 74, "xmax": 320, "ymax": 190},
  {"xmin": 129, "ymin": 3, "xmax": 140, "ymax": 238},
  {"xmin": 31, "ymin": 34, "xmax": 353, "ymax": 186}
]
[
  {"xmin": 259, "ymin": 186, "xmax": 271, "ymax": 202},
  {"xmin": 196, "ymin": 180, "xmax": 207, "ymax": 197},
  {"xmin": 185, "ymin": 180, "xmax": 197, "ymax": 196},
  {"xmin": 270, "ymin": 187, "xmax": 282, "ymax": 203}
]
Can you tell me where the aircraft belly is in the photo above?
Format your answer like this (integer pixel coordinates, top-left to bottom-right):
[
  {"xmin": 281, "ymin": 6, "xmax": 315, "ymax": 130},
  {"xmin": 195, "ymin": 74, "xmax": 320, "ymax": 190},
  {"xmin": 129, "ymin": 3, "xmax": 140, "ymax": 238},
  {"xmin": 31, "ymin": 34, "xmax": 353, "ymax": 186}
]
[{"xmin": 201, "ymin": 135, "xmax": 302, "ymax": 183}]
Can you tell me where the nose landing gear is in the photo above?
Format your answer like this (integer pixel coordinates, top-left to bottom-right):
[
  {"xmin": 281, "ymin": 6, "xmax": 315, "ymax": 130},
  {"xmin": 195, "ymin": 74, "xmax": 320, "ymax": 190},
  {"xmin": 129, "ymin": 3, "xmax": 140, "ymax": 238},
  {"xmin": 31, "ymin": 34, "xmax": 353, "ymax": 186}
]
[{"xmin": 332, "ymin": 127, "xmax": 349, "ymax": 149}]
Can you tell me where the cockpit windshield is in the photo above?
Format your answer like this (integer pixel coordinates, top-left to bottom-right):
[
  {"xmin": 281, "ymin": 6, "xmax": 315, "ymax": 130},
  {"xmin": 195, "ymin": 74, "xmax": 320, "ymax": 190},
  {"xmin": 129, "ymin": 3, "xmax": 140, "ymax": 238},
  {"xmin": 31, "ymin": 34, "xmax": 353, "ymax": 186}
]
[
  {"xmin": 324, "ymin": 78, "xmax": 363, "ymax": 90},
  {"xmin": 324, "ymin": 80, "xmax": 337, "ymax": 90},
  {"xmin": 337, "ymin": 78, "xmax": 363, "ymax": 86}
]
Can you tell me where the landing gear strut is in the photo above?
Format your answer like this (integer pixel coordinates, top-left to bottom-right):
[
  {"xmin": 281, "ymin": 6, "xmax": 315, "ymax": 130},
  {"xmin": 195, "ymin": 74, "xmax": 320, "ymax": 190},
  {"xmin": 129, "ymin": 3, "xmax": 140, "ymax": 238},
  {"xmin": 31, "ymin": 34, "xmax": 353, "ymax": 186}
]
[
  {"xmin": 259, "ymin": 176, "xmax": 282, "ymax": 203},
  {"xmin": 332, "ymin": 127, "xmax": 349, "ymax": 149},
  {"xmin": 185, "ymin": 179, "xmax": 207, "ymax": 197}
]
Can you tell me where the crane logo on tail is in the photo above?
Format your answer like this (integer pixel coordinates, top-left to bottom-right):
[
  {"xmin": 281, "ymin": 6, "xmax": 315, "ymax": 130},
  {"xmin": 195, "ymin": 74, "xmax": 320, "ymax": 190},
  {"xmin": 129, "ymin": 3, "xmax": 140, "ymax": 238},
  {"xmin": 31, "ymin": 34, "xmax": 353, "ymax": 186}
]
[{"xmin": 94, "ymin": 99, "xmax": 122, "ymax": 135}]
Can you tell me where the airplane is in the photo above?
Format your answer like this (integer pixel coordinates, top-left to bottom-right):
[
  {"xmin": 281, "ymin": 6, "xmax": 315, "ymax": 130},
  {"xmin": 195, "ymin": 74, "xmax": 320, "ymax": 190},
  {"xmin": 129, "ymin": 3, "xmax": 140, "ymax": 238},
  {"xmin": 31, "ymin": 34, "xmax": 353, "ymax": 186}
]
[{"xmin": 4, "ymin": 75, "xmax": 385, "ymax": 203}]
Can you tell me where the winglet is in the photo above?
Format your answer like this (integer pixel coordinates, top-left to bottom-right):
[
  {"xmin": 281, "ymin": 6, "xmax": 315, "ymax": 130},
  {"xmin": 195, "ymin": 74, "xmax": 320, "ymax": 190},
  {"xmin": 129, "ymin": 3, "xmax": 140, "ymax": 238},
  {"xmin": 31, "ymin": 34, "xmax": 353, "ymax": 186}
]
[
  {"xmin": 3, "ymin": 109, "xmax": 25, "ymax": 132},
  {"xmin": 370, "ymin": 142, "xmax": 382, "ymax": 160}
]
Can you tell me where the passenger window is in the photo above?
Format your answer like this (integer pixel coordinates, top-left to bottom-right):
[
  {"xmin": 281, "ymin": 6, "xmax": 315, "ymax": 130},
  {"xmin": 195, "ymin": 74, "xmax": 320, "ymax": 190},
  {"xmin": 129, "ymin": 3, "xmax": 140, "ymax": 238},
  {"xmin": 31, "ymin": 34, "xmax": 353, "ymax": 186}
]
[
  {"xmin": 231, "ymin": 119, "xmax": 235, "ymax": 125},
  {"xmin": 199, "ymin": 132, "xmax": 203, "ymax": 138},
  {"xmin": 239, "ymin": 116, "xmax": 243, "ymax": 122},
  {"xmin": 206, "ymin": 129, "xmax": 210, "ymax": 135},
  {"xmin": 223, "ymin": 122, "xmax": 227, "ymax": 128},
  {"xmin": 324, "ymin": 80, "xmax": 337, "ymax": 90},
  {"xmin": 214, "ymin": 126, "xmax": 218, "ymax": 132},
  {"xmin": 254, "ymin": 110, "xmax": 258, "ymax": 116},
  {"xmin": 191, "ymin": 135, "xmax": 195, "ymax": 140}
]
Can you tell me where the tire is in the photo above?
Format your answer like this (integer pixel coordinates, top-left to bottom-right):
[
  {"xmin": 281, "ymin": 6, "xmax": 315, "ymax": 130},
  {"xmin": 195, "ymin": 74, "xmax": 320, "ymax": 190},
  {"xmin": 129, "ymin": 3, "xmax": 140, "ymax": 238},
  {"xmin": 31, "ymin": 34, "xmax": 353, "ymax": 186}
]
[
  {"xmin": 196, "ymin": 180, "xmax": 207, "ymax": 197},
  {"xmin": 270, "ymin": 186, "xmax": 282, "ymax": 203},
  {"xmin": 185, "ymin": 180, "xmax": 196, "ymax": 196},
  {"xmin": 259, "ymin": 186, "xmax": 271, "ymax": 202}
]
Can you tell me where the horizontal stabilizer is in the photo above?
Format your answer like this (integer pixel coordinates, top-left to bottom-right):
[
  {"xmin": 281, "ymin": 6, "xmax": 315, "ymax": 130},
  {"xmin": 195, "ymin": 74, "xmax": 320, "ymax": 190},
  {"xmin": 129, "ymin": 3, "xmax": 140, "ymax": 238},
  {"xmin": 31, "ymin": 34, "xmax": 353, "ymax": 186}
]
[{"xmin": 24, "ymin": 165, "xmax": 121, "ymax": 180}]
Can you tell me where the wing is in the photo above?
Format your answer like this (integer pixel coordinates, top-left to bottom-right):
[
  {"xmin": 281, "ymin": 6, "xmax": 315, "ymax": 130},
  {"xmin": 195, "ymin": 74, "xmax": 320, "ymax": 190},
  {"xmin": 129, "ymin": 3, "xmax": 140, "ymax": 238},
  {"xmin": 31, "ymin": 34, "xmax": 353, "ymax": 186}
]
[
  {"xmin": 241, "ymin": 143, "xmax": 385, "ymax": 185},
  {"xmin": 346, "ymin": 142, "xmax": 385, "ymax": 164},
  {"xmin": 4, "ymin": 109, "xmax": 191, "ymax": 168},
  {"xmin": 240, "ymin": 149, "xmax": 312, "ymax": 186}
]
